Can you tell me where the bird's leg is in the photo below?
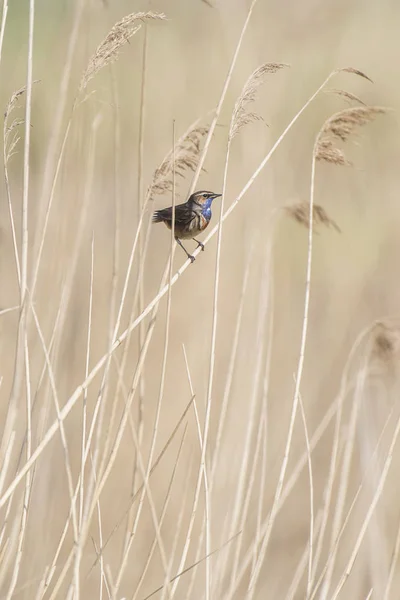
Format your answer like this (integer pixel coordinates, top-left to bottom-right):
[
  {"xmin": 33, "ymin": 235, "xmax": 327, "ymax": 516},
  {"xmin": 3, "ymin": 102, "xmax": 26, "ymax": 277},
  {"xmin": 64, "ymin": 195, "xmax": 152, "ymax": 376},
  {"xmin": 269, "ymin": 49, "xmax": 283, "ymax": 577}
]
[
  {"xmin": 193, "ymin": 238, "xmax": 205, "ymax": 251},
  {"xmin": 175, "ymin": 237, "xmax": 195, "ymax": 263}
]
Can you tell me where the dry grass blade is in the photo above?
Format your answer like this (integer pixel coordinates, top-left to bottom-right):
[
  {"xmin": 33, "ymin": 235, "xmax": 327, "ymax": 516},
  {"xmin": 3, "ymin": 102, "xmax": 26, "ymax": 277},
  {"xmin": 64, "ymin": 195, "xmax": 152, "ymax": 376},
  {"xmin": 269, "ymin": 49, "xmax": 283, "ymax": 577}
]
[
  {"xmin": 79, "ymin": 12, "xmax": 166, "ymax": 92},
  {"xmin": 335, "ymin": 66, "xmax": 373, "ymax": 83},
  {"xmin": 230, "ymin": 62, "xmax": 289, "ymax": 138},
  {"xmin": 148, "ymin": 119, "xmax": 210, "ymax": 198},
  {"xmin": 315, "ymin": 106, "xmax": 386, "ymax": 165},
  {"xmin": 285, "ymin": 202, "xmax": 341, "ymax": 233},
  {"xmin": 326, "ymin": 88, "xmax": 367, "ymax": 106}
]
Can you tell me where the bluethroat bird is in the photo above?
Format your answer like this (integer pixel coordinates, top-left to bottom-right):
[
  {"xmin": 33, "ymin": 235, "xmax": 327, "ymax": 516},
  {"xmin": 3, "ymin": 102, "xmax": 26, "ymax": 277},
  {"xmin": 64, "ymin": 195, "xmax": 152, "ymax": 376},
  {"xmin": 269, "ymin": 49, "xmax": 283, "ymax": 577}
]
[{"xmin": 152, "ymin": 190, "xmax": 222, "ymax": 262}]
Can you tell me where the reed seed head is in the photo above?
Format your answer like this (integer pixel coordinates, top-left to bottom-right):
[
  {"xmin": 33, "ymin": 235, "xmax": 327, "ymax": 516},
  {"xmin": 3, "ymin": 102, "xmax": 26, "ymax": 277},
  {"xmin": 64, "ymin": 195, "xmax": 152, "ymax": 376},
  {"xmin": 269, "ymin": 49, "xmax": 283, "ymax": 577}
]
[
  {"xmin": 230, "ymin": 63, "xmax": 289, "ymax": 139},
  {"xmin": 148, "ymin": 119, "xmax": 210, "ymax": 199},
  {"xmin": 325, "ymin": 88, "xmax": 367, "ymax": 107},
  {"xmin": 285, "ymin": 201, "xmax": 341, "ymax": 233},
  {"xmin": 80, "ymin": 12, "xmax": 166, "ymax": 92},
  {"xmin": 315, "ymin": 106, "xmax": 387, "ymax": 166}
]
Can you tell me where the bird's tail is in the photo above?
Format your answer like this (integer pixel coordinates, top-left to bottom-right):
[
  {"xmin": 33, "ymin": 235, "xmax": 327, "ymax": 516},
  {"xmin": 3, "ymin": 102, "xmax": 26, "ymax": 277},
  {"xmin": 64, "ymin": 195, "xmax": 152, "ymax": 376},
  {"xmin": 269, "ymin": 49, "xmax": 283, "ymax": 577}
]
[{"xmin": 152, "ymin": 210, "xmax": 164, "ymax": 223}]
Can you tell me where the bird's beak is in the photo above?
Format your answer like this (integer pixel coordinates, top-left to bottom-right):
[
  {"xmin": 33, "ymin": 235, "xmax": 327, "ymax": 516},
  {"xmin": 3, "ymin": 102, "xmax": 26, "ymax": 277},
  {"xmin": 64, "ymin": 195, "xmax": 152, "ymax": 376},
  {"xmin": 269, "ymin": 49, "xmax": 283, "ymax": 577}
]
[{"xmin": 213, "ymin": 193, "xmax": 222, "ymax": 199}]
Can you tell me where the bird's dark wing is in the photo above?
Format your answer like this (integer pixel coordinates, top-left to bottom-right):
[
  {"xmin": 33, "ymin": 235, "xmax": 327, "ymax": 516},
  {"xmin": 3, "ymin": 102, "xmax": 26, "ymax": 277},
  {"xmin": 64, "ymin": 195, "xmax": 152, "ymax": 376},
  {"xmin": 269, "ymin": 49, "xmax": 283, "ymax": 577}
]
[{"xmin": 152, "ymin": 202, "xmax": 195, "ymax": 226}]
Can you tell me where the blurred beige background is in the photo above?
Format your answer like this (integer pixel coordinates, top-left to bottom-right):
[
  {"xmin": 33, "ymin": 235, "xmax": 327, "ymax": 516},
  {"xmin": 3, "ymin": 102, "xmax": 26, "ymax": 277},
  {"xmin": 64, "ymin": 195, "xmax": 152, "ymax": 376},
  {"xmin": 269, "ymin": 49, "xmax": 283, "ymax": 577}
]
[{"xmin": 0, "ymin": 0, "xmax": 400, "ymax": 598}]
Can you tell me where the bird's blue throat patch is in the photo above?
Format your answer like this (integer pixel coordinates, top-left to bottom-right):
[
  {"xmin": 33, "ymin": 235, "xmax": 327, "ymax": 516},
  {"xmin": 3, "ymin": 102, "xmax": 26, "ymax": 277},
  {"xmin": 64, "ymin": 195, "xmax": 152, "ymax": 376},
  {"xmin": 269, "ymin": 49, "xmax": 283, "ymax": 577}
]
[{"xmin": 201, "ymin": 198, "xmax": 214, "ymax": 220}]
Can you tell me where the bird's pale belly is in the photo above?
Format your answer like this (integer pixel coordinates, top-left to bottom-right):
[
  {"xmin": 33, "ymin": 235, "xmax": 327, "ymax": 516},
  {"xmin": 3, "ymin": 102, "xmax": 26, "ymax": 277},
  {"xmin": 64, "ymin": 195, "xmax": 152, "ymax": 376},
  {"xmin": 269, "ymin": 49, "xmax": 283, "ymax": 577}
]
[{"xmin": 166, "ymin": 213, "xmax": 210, "ymax": 239}]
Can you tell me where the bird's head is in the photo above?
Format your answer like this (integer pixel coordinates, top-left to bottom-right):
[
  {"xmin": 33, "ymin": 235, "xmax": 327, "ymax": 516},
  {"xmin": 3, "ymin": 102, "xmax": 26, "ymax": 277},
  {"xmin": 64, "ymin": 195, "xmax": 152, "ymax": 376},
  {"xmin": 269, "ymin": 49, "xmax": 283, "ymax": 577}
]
[{"xmin": 190, "ymin": 190, "xmax": 222, "ymax": 209}]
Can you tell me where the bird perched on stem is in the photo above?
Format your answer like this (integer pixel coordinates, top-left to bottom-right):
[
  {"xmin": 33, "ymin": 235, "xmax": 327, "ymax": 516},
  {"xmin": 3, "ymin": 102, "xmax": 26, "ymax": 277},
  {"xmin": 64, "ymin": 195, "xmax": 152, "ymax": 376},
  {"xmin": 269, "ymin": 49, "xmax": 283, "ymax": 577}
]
[{"xmin": 152, "ymin": 190, "xmax": 222, "ymax": 262}]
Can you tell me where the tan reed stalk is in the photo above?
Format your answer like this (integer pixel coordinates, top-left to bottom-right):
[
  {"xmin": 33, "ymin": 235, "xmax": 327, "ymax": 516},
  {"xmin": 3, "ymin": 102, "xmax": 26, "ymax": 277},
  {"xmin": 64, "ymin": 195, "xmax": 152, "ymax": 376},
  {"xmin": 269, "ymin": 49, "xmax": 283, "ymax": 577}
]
[
  {"xmin": 248, "ymin": 77, "xmax": 385, "ymax": 596},
  {"xmin": 33, "ymin": 0, "xmax": 85, "ymax": 277},
  {"xmin": 188, "ymin": 0, "xmax": 259, "ymax": 195},
  {"xmin": 3, "ymin": 86, "xmax": 26, "ymax": 288},
  {"xmin": 122, "ymin": 23, "xmax": 148, "ymax": 556},
  {"xmin": 0, "ymin": 0, "xmax": 8, "ymax": 67},
  {"xmin": 135, "ymin": 23, "xmax": 148, "ymax": 506},
  {"xmin": 225, "ymin": 392, "xmax": 342, "ymax": 598},
  {"xmin": 225, "ymin": 246, "xmax": 275, "ymax": 598},
  {"xmin": 113, "ymin": 119, "xmax": 179, "ymax": 600},
  {"xmin": 196, "ymin": 244, "xmax": 255, "ymax": 596},
  {"xmin": 308, "ymin": 324, "xmax": 382, "ymax": 593},
  {"xmin": 207, "ymin": 63, "xmax": 287, "ymax": 598},
  {"xmin": 129, "ymin": 429, "xmax": 189, "ymax": 600},
  {"xmin": 30, "ymin": 11, "xmax": 165, "ymax": 301},
  {"xmin": 66, "ymin": 281, "xmax": 172, "ymax": 600},
  {"xmin": 88, "ymin": 119, "xmax": 208, "ymax": 499},
  {"xmin": 285, "ymin": 511, "xmax": 323, "ymax": 600},
  {"xmin": 1, "ymin": 0, "xmax": 35, "ymax": 499},
  {"xmin": 384, "ymin": 510, "xmax": 400, "ymax": 600},
  {"xmin": 78, "ymin": 236, "xmax": 95, "ymax": 530},
  {"xmin": 4, "ymin": 341, "xmax": 32, "ymax": 600},
  {"xmin": 331, "ymin": 398, "xmax": 400, "ymax": 599},
  {"xmin": 298, "ymin": 388, "xmax": 315, "ymax": 599},
  {"xmin": 311, "ymin": 394, "xmax": 396, "ymax": 599}
]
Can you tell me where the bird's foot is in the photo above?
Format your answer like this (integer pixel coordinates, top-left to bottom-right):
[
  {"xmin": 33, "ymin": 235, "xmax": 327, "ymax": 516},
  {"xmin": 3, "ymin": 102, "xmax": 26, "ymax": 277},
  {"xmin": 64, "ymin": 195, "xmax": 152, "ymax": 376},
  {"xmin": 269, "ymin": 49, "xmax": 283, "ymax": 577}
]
[
  {"xmin": 194, "ymin": 239, "xmax": 205, "ymax": 251},
  {"xmin": 189, "ymin": 255, "xmax": 195, "ymax": 263}
]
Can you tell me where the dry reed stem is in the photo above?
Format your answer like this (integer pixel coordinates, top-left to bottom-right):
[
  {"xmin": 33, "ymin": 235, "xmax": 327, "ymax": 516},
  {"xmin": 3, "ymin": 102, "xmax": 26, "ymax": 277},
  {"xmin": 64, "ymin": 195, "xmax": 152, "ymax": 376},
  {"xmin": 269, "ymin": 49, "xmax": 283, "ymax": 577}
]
[
  {"xmin": 0, "ymin": 0, "xmax": 9, "ymax": 69},
  {"xmin": 79, "ymin": 11, "xmax": 166, "ymax": 92},
  {"xmin": 188, "ymin": 0, "xmax": 259, "ymax": 195},
  {"xmin": 332, "ymin": 401, "xmax": 400, "ymax": 599},
  {"xmin": 230, "ymin": 62, "xmax": 289, "ymax": 138},
  {"xmin": 226, "ymin": 250, "xmax": 273, "ymax": 598}
]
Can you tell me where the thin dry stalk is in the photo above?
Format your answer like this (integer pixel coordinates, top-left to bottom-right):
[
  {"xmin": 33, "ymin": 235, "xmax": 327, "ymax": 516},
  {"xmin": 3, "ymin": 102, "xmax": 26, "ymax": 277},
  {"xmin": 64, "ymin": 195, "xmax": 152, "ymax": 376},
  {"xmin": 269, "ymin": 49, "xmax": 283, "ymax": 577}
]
[
  {"xmin": 79, "ymin": 236, "xmax": 95, "ymax": 529},
  {"xmin": 4, "ymin": 342, "xmax": 32, "ymax": 600},
  {"xmin": 319, "ymin": 360, "xmax": 370, "ymax": 600},
  {"xmin": 0, "ymin": 0, "xmax": 8, "ymax": 67},
  {"xmin": 130, "ymin": 429, "xmax": 189, "ymax": 600},
  {"xmin": 297, "ymin": 389, "xmax": 314, "ymax": 599},
  {"xmin": 230, "ymin": 62, "xmax": 289, "ymax": 138},
  {"xmin": 92, "ymin": 117, "xmax": 209, "ymax": 491},
  {"xmin": 34, "ymin": 0, "xmax": 85, "ymax": 278},
  {"xmin": 226, "ymin": 251, "xmax": 274, "ymax": 598},
  {"xmin": 0, "ymin": 0, "xmax": 35, "ymax": 531},
  {"xmin": 188, "ymin": 0, "xmax": 259, "ymax": 195},
  {"xmin": 332, "ymin": 403, "xmax": 400, "ymax": 600},
  {"xmin": 285, "ymin": 512, "xmax": 323, "ymax": 600},
  {"xmin": 131, "ymin": 25, "xmax": 148, "ymax": 542},
  {"xmin": 3, "ymin": 85, "xmax": 28, "ymax": 290},
  {"xmin": 79, "ymin": 12, "xmax": 165, "ymax": 92}
]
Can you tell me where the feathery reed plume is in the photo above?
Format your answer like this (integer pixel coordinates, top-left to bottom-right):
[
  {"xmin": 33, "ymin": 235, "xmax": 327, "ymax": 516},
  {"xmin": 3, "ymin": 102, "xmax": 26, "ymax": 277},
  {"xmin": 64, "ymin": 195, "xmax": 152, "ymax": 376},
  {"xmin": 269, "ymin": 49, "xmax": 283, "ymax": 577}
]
[
  {"xmin": 325, "ymin": 88, "xmax": 367, "ymax": 106},
  {"xmin": 79, "ymin": 12, "xmax": 166, "ymax": 92},
  {"xmin": 335, "ymin": 66, "xmax": 373, "ymax": 83},
  {"xmin": 285, "ymin": 201, "xmax": 341, "ymax": 233},
  {"xmin": 147, "ymin": 119, "xmax": 210, "ymax": 198},
  {"xmin": 314, "ymin": 106, "xmax": 386, "ymax": 166},
  {"xmin": 4, "ymin": 82, "xmax": 39, "ymax": 162},
  {"xmin": 230, "ymin": 62, "xmax": 289, "ymax": 138}
]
